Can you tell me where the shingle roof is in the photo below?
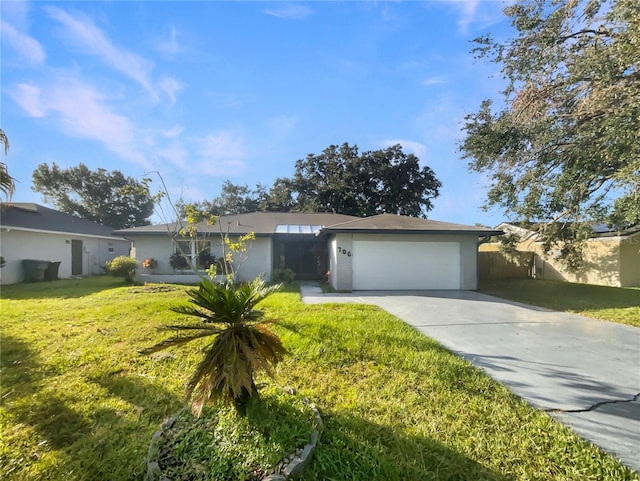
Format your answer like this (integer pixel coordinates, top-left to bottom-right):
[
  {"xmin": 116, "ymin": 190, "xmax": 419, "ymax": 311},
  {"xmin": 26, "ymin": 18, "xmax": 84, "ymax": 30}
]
[
  {"xmin": 114, "ymin": 212, "xmax": 360, "ymax": 236},
  {"xmin": 498, "ymin": 221, "xmax": 640, "ymax": 239},
  {"xmin": 318, "ymin": 213, "xmax": 503, "ymax": 236},
  {"xmin": 0, "ymin": 203, "xmax": 126, "ymax": 239},
  {"xmin": 114, "ymin": 211, "xmax": 502, "ymax": 237}
]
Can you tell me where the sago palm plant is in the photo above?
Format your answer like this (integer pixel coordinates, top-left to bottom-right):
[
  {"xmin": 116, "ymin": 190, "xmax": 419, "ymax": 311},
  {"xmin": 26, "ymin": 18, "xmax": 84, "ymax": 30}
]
[{"xmin": 142, "ymin": 277, "xmax": 285, "ymax": 416}]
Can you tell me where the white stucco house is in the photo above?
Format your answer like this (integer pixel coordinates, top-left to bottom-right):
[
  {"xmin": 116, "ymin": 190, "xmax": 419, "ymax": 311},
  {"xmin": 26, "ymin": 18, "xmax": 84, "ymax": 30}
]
[
  {"xmin": 0, "ymin": 203, "xmax": 131, "ymax": 285},
  {"xmin": 115, "ymin": 212, "xmax": 501, "ymax": 291}
]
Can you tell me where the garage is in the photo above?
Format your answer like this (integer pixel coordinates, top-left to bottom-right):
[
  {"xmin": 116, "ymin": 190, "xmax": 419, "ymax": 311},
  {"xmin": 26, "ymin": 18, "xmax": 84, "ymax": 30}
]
[
  {"xmin": 352, "ymin": 240, "xmax": 460, "ymax": 290},
  {"xmin": 320, "ymin": 213, "xmax": 503, "ymax": 292}
]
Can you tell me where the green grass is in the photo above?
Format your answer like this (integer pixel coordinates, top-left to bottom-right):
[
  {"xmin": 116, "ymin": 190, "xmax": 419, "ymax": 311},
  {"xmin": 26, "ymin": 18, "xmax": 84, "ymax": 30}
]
[
  {"xmin": 152, "ymin": 386, "xmax": 316, "ymax": 480},
  {"xmin": 479, "ymin": 279, "xmax": 640, "ymax": 327},
  {"xmin": 1, "ymin": 277, "xmax": 638, "ymax": 480}
]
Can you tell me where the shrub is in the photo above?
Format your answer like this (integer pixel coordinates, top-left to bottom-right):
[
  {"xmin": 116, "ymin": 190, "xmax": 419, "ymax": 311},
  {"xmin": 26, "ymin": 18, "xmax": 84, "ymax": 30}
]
[
  {"xmin": 105, "ymin": 256, "xmax": 138, "ymax": 283},
  {"xmin": 273, "ymin": 267, "xmax": 296, "ymax": 284},
  {"xmin": 169, "ymin": 252, "xmax": 189, "ymax": 270}
]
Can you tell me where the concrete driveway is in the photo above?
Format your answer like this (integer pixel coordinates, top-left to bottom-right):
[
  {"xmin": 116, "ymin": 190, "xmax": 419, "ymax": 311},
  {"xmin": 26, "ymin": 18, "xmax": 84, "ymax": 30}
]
[{"xmin": 300, "ymin": 283, "xmax": 640, "ymax": 472}]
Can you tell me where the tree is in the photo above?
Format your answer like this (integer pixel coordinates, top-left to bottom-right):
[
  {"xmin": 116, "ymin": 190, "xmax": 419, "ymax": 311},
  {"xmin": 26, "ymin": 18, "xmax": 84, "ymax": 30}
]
[
  {"xmin": 176, "ymin": 180, "xmax": 269, "ymax": 217},
  {"xmin": 141, "ymin": 277, "xmax": 285, "ymax": 417},
  {"xmin": 359, "ymin": 144, "xmax": 441, "ymax": 217},
  {"xmin": 182, "ymin": 144, "xmax": 441, "ymax": 217},
  {"xmin": 0, "ymin": 128, "xmax": 16, "ymax": 200},
  {"xmin": 32, "ymin": 163, "xmax": 154, "ymax": 229},
  {"xmin": 460, "ymin": 0, "xmax": 640, "ymax": 257},
  {"xmin": 263, "ymin": 177, "xmax": 296, "ymax": 212},
  {"xmin": 287, "ymin": 142, "xmax": 441, "ymax": 217}
]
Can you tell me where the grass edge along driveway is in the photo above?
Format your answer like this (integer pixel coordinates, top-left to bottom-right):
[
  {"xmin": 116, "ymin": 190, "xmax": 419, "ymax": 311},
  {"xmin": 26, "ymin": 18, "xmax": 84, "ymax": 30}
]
[
  {"xmin": 1, "ymin": 276, "xmax": 638, "ymax": 480},
  {"xmin": 479, "ymin": 279, "xmax": 640, "ymax": 327}
]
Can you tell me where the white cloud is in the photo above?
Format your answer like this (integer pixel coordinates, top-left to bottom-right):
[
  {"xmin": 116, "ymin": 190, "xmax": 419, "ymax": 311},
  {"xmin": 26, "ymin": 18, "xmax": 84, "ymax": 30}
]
[
  {"xmin": 422, "ymin": 76, "xmax": 446, "ymax": 87},
  {"xmin": 0, "ymin": 20, "xmax": 46, "ymax": 65},
  {"xmin": 455, "ymin": 0, "xmax": 479, "ymax": 34},
  {"xmin": 11, "ymin": 75, "xmax": 150, "ymax": 168},
  {"xmin": 156, "ymin": 26, "xmax": 182, "ymax": 56},
  {"xmin": 158, "ymin": 75, "xmax": 184, "ymax": 105},
  {"xmin": 157, "ymin": 142, "xmax": 189, "ymax": 170},
  {"xmin": 45, "ymin": 6, "xmax": 156, "ymax": 95},
  {"xmin": 1, "ymin": 0, "xmax": 32, "ymax": 30},
  {"xmin": 196, "ymin": 131, "xmax": 246, "ymax": 176},
  {"xmin": 264, "ymin": 4, "xmax": 313, "ymax": 20},
  {"xmin": 11, "ymin": 83, "xmax": 45, "ymax": 117},
  {"xmin": 179, "ymin": 185, "xmax": 209, "ymax": 203},
  {"xmin": 377, "ymin": 139, "xmax": 427, "ymax": 159},
  {"xmin": 442, "ymin": 0, "xmax": 507, "ymax": 35},
  {"xmin": 162, "ymin": 125, "xmax": 184, "ymax": 138}
]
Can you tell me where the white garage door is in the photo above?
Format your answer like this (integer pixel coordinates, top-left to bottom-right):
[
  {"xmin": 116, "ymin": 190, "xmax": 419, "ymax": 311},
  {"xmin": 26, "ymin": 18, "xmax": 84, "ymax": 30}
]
[{"xmin": 352, "ymin": 241, "xmax": 460, "ymax": 290}]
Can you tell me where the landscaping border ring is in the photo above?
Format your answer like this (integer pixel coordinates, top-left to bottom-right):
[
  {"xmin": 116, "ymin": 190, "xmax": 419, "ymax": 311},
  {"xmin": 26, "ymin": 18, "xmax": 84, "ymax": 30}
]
[{"xmin": 147, "ymin": 387, "xmax": 324, "ymax": 481}]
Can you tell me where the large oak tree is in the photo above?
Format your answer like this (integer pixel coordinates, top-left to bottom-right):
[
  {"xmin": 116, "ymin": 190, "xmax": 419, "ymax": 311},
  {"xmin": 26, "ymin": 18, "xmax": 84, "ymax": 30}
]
[
  {"xmin": 32, "ymin": 163, "xmax": 154, "ymax": 229},
  {"xmin": 460, "ymin": 0, "xmax": 639, "ymax": 259},
  {"xmin": 288, "ymin": 143, "xmax": 441, "ymax": 218},
  {"xmin": 189, "ymin": 143, "xmax": 441, "ymax": 218}
]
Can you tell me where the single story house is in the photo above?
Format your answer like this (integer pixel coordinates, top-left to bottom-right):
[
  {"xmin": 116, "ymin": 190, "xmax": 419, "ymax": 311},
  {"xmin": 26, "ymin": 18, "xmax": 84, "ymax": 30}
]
[
  {"xmin": 479, "ymin": 222, "xmax": 640, "ymax": 287},
  {"xmin": 0, "ymin": 203, "xmax": 131, "ymax": 285},
  {"xmin": 115, "ymin": 212, "xmax": 501, "ymax": 291}
]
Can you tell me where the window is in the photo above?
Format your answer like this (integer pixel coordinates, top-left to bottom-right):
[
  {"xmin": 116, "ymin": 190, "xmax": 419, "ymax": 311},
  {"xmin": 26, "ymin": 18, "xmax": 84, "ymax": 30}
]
[{"xmin": 173, "ymin": 239, "xmax": 213, "ymax": 269}]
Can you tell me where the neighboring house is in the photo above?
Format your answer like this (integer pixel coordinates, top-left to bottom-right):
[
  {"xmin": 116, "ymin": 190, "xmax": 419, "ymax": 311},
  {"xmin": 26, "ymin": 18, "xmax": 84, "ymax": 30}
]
[
  {"xmin": 114, "ymin": 212, "xmax": 501, "ymax": 291},
  {"xmin": 0, "ymin": 203, "xmax": 130, "ymax": 285},
  {"xmin": 480, "ymin": 222, "xmax": 640, "ymax": 287}
]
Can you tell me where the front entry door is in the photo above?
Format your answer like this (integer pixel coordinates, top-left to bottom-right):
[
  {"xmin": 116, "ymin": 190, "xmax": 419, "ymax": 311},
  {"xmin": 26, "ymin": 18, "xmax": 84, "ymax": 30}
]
[
  {"xmin": 273, "ymin": 237, "xmax": 327, "ymax": 280},
  {"xmin": 71, "ymin": 240, "xmax": 83, "ymax": 275}
]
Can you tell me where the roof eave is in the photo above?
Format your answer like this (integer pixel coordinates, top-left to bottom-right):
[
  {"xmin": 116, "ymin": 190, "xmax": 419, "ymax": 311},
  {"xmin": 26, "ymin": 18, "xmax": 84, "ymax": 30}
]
[
  {"xmin": 318, "ymin": 228, "xmax": 504, "ymax": 237},
  {"xmin": 113, "ymin": 230, "xmax": 273, "ymax": 237}
]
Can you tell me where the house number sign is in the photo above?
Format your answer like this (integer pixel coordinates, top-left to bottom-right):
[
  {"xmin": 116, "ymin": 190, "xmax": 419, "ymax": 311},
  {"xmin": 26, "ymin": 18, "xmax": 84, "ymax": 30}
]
[{"xmin": 337, "ymin": 246, "xmax": 352, "ymax": 257}]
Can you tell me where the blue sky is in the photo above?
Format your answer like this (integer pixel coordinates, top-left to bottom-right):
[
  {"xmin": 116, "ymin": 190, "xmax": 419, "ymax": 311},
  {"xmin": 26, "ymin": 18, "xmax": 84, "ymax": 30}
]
[{"xmin": 2, "ymin": 1, "xmax": 513, "ymax": 226}]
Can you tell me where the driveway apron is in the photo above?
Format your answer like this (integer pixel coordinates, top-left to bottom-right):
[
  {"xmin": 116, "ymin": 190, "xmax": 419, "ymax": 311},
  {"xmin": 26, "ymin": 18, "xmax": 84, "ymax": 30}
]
[{"xmin": 300, "ymin": 283, "xmax": 640, "ymax": 472}]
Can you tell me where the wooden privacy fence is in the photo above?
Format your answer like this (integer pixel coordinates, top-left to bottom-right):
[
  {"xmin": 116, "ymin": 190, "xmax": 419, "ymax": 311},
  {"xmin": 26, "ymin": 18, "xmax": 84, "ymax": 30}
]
[{"xmin": 478, "ymin": 251, "xmax": 534, "ymax": 281}]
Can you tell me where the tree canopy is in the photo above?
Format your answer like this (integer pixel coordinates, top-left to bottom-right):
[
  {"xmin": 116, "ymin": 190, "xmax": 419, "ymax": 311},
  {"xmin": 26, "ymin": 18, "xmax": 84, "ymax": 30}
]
[
  {"xmin": 32, "ymin": 163, "xmax": 154, "ymax": 229},
  {"xmin": 176, "ymin": 181, "xmax": 269, "ymax": 218},
  {"xmin": 460, "ymin": 0, "xmax": 639, "ymax": 242},
  {"xmin": 183, "ymin": 143, "xmax": 441, "ymax": 219},
  {"xmin": 281, "ymin": 143, "xmax": 441, "ymax": 217}
]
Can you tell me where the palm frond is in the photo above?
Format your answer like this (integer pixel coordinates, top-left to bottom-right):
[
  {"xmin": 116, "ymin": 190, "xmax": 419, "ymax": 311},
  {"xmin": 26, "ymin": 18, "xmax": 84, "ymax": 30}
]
[
  {"xmin": 139, "ymin": 326, "xmax": 221, "ymax": 354},
  {"xmin": 156, "ymin": 323, "xmax": 221, "ymax": 332},
  {"xmin": 141, "ymin": 277, "xmax": 285, "ymax": 416},
  {"xmin": 170, "ymin": 304, "xmax": 213, "ymax": 320}
]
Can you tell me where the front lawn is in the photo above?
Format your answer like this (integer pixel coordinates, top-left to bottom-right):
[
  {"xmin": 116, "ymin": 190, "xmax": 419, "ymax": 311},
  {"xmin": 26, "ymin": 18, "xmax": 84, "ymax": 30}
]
[
  {"xmin": 479, "ymin": 279, "xmax": 640, "ymax": 327},
  {"xmin": 1, "ymin": 277, "xmax": 637, "ymax": 480}
]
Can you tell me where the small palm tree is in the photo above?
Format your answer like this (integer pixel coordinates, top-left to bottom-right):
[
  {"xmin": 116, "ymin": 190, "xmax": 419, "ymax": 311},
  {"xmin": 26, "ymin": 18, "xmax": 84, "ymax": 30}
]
[
  {"xmin": 0, "ymin": 128, "xmax": 16, "ymax": 200},
  {"xmin": 142, "ymin": 277, "xmax": 285, "ymax": 416}
]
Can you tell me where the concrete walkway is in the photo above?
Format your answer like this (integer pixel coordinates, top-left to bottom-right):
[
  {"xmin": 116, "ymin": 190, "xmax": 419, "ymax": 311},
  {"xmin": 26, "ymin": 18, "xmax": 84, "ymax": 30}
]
[{"xmin": 300, "ymin": 282, "xmax": 640, "ymax": 472}]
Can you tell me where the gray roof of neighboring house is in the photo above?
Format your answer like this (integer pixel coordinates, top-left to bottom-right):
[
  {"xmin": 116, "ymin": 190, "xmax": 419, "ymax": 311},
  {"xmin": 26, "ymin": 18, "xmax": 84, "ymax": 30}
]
[
  {"xmin": 114, "ymin": 212, "xmax": 360, "ymax": 237},
  {"xmin": 497, "ymin": 221, "xmax": 640, "ymax": 239},
  {"xmin": 0, "ymin": 203, "xmax": 127, "ymax": 240},
  {"xmin": 318, "ymin": 213, "xmax": 503, "ymax": 236},
  {"xmin": 114, "ymin": 211, "xmax": 502, "ymax": 237}
]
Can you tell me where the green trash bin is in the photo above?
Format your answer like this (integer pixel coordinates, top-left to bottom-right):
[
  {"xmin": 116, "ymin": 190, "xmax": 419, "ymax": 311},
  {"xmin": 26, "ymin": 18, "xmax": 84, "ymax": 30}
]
[
  {"xmin": 21, "ymin": 259, "xmax": 49, "ymax": 282},
  {"xmin": 45, "ymin": 261, "xmax": 61, "ymax": 281}
]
